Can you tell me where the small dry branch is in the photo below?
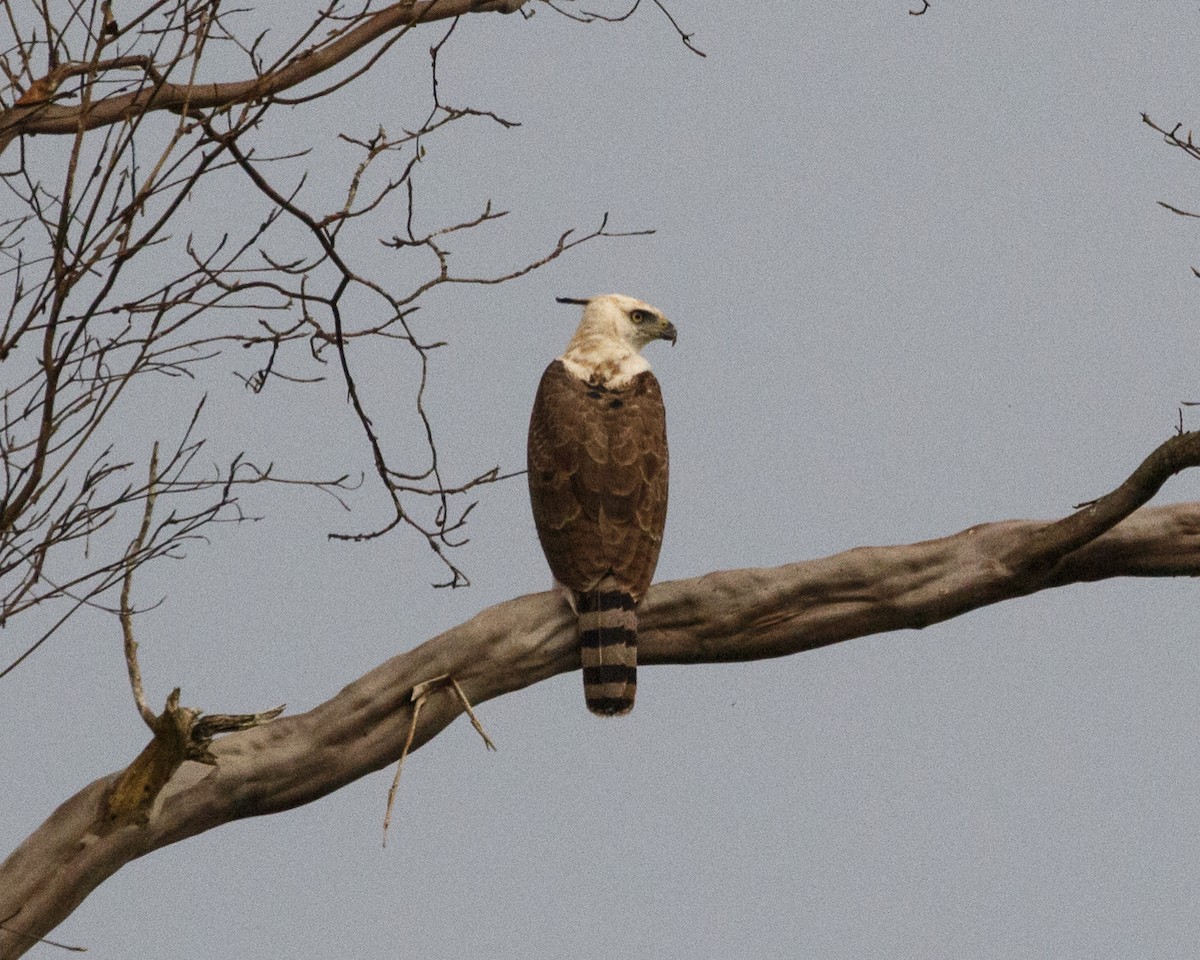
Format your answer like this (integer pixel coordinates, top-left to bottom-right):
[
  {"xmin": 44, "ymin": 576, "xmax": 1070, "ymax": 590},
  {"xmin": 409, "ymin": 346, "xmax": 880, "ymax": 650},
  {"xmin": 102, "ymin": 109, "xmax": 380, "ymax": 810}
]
[{"xmin": 381, "ymin": 673, "xmax": 495, "ymax": 846}]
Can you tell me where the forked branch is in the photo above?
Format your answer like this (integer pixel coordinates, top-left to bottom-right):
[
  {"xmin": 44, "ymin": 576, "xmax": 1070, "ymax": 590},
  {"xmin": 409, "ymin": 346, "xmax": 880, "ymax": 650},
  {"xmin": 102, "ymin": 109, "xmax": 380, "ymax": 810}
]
[{"xmin": 3, "ymin": 428, "xmax": 1200, "ymax": 958}]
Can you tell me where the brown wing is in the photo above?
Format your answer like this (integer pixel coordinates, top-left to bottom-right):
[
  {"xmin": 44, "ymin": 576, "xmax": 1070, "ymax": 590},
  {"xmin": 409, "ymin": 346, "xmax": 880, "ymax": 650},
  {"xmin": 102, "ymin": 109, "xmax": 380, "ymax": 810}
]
[{"xmin": 527, "ymin": 360, "xmax": 669, "ymax": 598}]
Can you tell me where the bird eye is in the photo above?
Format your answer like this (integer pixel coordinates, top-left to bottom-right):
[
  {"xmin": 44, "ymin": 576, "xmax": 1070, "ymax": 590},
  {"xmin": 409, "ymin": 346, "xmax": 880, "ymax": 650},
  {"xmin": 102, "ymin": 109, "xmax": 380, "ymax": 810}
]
[{"xmin": 630, "ymin": 310, "xmax": 648, "ymax": 324}]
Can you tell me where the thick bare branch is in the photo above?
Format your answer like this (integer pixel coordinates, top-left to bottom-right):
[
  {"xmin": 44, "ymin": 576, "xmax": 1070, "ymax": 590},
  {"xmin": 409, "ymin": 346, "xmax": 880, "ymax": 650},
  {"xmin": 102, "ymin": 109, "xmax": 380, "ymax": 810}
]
[
  {"xmin": 0, "ymin": 0, "xmax": 528, "ymax": 149},
  {"xmin": 2, "ymin": 495, "xmax": 1199, "ymax": 958}
]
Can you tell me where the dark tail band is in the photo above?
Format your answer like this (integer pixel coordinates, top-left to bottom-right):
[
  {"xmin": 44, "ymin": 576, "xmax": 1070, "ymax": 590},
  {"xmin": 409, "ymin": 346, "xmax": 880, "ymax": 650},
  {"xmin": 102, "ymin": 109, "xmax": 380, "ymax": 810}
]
[{"xmin": 578, "ymin": 589, "xmax": 637, "ymax": 716}]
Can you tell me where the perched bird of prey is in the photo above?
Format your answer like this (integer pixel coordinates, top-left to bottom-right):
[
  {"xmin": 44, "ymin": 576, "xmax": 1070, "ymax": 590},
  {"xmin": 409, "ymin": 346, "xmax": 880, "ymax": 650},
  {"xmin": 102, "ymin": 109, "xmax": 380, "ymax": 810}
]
[{"xmin": 527, "ymin": 293, "xmax": 676, "ymax": 716}]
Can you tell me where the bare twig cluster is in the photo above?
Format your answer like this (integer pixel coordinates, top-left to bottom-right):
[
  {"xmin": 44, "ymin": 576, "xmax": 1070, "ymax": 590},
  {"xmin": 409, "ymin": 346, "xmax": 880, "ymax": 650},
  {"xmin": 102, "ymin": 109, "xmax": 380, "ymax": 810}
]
[
  {"xmin": 0, "ymin": 0, "xmax": 631, "ymax": 670},
  {"xmin": 553, "ymin": 0, "xmax": 705, "ymax": 56},
  {"xmin": 1145, "ymin": 112, "xmax": 1200, "ymax": 250}
]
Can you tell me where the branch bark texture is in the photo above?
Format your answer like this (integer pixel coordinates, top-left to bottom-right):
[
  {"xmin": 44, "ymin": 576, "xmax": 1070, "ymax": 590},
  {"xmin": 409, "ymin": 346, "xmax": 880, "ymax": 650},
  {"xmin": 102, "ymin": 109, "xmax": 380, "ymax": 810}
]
[{"xmin": 2, "ymin": 498, "xmax": 1198, "ymax": 958}]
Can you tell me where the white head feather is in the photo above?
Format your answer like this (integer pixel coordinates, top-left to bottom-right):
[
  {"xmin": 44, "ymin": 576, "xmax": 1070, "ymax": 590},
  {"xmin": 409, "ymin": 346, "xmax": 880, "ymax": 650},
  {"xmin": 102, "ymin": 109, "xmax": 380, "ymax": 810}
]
[{"xmin": 558, "ymin": 293, "xmax": 676, "ymax": 388}]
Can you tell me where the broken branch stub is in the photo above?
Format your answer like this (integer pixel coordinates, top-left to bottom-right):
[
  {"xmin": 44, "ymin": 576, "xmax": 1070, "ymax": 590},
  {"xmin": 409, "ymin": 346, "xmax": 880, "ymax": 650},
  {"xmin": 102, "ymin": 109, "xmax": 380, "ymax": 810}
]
[{"xmin": 106, "ymin": 689, "xmax": 284, "ymax": 823}]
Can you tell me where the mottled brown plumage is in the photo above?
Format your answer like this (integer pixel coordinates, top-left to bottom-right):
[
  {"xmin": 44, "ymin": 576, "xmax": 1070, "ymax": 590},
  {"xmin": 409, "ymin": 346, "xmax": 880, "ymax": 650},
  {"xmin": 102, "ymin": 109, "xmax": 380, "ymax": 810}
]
[
  {"xmin": 528, "ymin": 361, "xmax": 668, "ymax": 594},
  {"xmin": 527, "ymin": 294, "xmax": 674, "ymax": 716}
]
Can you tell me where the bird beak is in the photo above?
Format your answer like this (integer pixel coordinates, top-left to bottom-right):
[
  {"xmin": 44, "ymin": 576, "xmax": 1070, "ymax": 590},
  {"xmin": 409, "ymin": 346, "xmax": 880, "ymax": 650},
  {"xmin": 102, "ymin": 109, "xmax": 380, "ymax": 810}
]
[{"xmin": 660, "ymin": 319, "xmax": 678, "ymax": 346}]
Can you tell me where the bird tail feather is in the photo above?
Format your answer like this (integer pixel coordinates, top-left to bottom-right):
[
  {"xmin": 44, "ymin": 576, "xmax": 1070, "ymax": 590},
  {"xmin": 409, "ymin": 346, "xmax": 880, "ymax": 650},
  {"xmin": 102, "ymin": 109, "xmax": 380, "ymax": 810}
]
[{"xmin": 578, "ymin": 580, "xmax": 637, "ymax": 716}]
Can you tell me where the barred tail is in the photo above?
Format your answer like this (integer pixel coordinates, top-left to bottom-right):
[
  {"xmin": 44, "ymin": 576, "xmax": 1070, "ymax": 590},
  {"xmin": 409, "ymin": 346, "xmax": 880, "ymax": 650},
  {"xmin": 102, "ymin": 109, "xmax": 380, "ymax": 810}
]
[{"xmin": 578, "ymin": 584, "xmax": 638, "ymax": 716}]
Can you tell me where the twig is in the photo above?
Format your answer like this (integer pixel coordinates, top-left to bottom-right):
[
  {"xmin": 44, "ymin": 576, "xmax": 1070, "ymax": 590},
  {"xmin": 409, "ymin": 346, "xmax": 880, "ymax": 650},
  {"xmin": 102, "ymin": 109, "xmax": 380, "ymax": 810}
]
[
  {"xmin": 382, "ymin": 689, "xmax": 426, "ymax": 848},
  {"xmin": 120, "ymin": 442, "xmax": 160, "ymax": 730},
  {"xmin": 449, "ymin": 677, "xmax": 496, "ymax": 751},
  {"xmin": 1156, "ymin": 199, "xmax": 1200, "ymax": 218},
  {"xmin": 648, "ymin": 0, "xmax": 706, "ymax": 56},
  {"xmin": 381, "ymin": 672, "xmax": 496, "ymax": 846},
  {"xmin": 0, "ymin": 911, "xmax": 86, "ymax": 953},
  {"xmin": 568, "ymin": 0, "xmax": 705, "ymax": 56}
]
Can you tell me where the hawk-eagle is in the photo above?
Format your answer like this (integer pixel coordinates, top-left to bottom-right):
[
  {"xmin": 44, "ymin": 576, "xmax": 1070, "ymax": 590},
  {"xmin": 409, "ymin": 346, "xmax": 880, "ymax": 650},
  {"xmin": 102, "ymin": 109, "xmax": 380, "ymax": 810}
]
[{"xmin": 527, "ymin": 293, "xmax": 676, "ymax": 716}]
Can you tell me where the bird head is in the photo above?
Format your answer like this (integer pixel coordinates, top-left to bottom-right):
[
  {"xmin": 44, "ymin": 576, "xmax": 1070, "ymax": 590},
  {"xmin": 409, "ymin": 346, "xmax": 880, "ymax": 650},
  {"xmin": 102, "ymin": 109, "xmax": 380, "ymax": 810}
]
[{"xmin": 558, "ymin": 294, "xmax": 677, "ymax": 352}]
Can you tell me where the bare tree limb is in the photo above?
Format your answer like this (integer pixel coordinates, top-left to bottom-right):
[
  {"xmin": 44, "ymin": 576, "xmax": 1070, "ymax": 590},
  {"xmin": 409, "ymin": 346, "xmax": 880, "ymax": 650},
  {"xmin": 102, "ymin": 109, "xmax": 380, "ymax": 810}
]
[
  {"xmin": 0, "ymin": 0, "xmax": 528, "ymax": 149},
  {"xmin": 2, "ymin": 487, "xmax": 1199, "ymax": 957}
]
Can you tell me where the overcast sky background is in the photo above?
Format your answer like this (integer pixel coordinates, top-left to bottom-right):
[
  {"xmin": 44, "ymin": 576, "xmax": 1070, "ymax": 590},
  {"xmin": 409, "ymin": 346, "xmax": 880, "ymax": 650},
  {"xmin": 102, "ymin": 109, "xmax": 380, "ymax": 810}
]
[{"xmin": 5, "ymin": 2, "xmax": 1200, "ymax": 957}]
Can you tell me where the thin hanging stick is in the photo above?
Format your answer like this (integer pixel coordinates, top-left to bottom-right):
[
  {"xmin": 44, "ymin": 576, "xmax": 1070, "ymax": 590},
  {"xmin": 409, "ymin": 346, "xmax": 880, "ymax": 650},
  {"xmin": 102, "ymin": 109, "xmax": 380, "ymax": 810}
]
[
  {"xmin": 382, "ymin": 694, "xmax": 426, "ymax": 848},
  {"xmin": 381, "ymin": 674, "xmax": 497, "ymax": 846}
]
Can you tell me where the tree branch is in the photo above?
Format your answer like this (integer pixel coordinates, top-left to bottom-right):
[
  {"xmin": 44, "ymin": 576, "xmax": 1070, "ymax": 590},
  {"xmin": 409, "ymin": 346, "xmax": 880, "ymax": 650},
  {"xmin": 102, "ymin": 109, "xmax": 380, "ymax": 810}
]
[
  {"xmin": 0, "ymin": 0, "xmax": 528, "ymax": 149},
  {"xmin": 2, "ymin": 492, "xmax": 1199, "ymax": 958}
]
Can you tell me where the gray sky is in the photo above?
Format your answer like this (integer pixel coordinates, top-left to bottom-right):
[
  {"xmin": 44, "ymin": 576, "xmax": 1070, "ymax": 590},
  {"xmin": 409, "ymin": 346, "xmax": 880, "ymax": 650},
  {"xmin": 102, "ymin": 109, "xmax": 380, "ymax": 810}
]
[{"xmin": 6, "ymin": 2, "xmax": 1200, "ymax": 957}]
